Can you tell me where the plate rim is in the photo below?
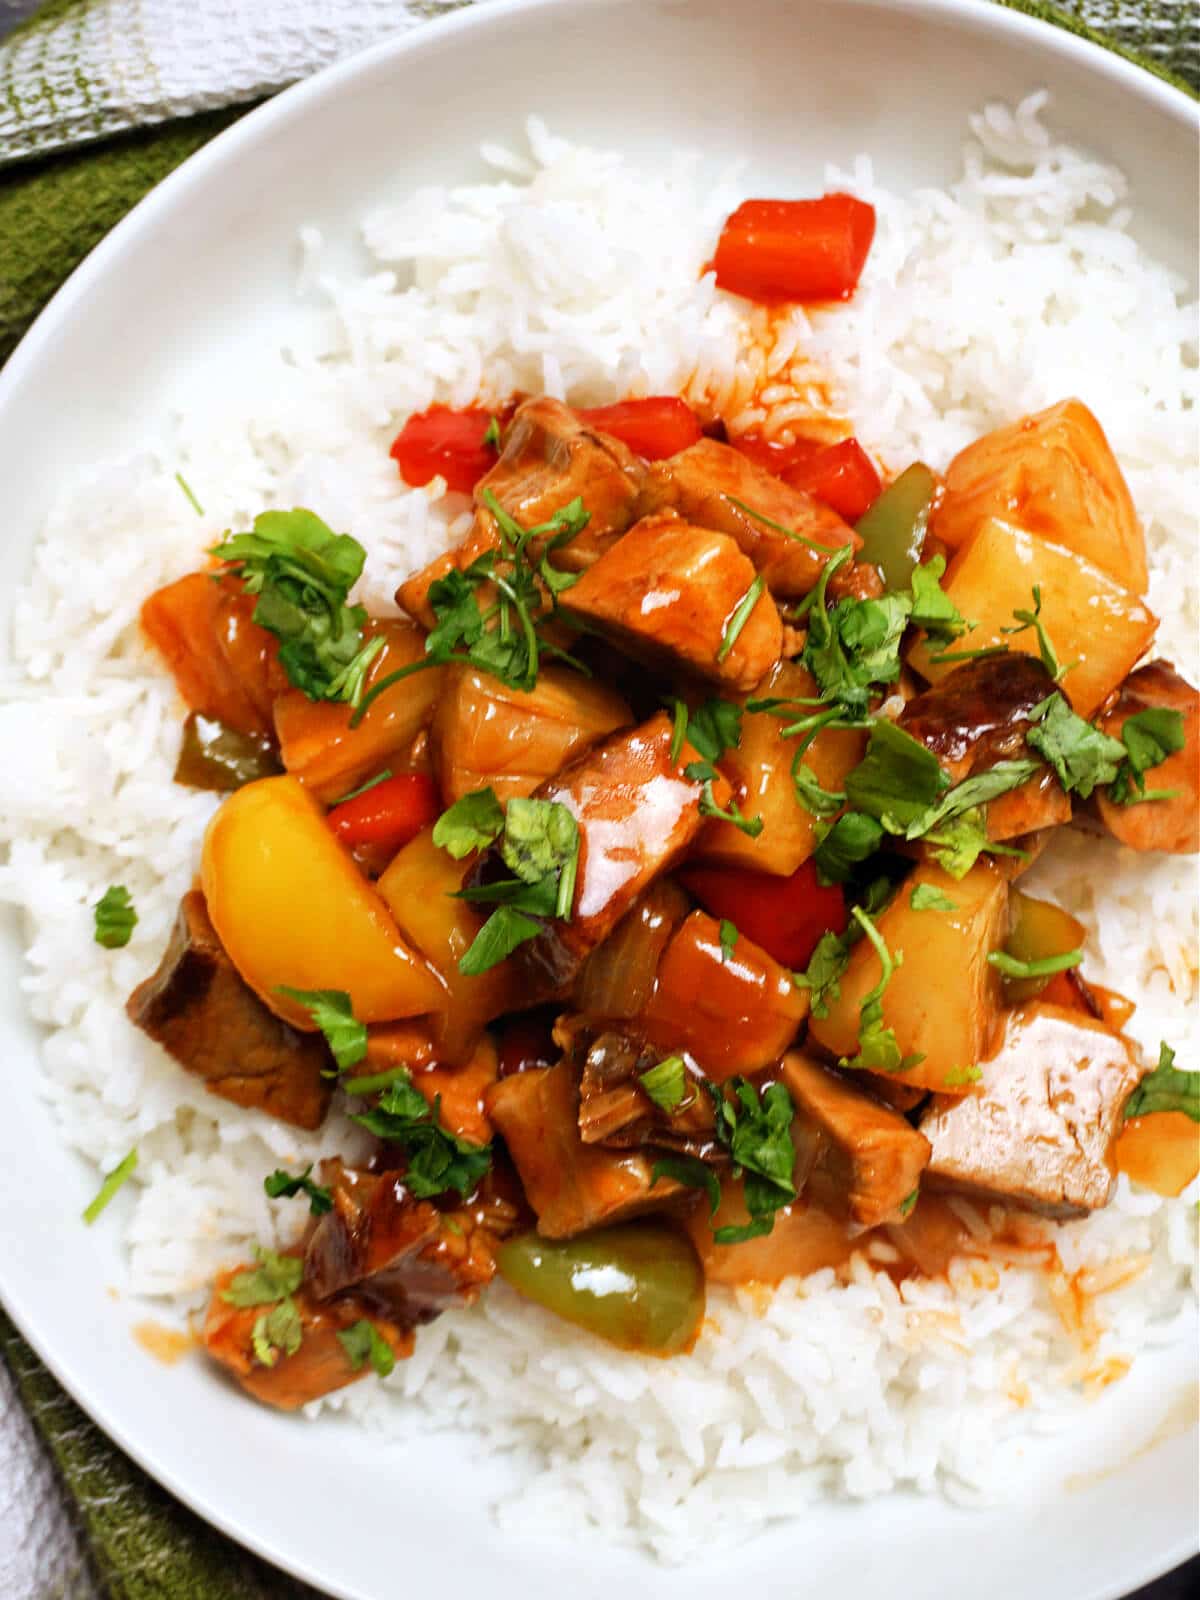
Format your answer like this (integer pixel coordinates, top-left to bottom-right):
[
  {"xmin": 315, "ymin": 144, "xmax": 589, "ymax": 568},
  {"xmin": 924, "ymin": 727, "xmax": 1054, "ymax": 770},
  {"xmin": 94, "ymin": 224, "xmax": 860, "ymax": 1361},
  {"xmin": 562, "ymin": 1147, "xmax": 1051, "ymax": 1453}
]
[{"xmin": 0, "ymin": 1, "xmax": 1196, "ymax": 1596}]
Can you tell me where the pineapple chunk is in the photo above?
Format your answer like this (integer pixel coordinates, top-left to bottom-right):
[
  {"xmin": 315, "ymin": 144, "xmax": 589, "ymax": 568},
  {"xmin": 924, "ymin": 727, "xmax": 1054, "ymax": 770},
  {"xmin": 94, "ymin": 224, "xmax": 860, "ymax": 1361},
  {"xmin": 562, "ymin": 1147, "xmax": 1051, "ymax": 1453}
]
[
  {"xmin": 692, "ymin": 660, "xmax": 867, "ymax": 876},
  {"xmin": 807, "ymin": 860, "xmax": 1007, "ymax": 1095},
  {"xmin": 932, "ymin": 399, "xmax": 1147, "ymax": 593},
  {"xmin": 906, "ymin": 519, "xmax": 1157, "ymax": 717}
]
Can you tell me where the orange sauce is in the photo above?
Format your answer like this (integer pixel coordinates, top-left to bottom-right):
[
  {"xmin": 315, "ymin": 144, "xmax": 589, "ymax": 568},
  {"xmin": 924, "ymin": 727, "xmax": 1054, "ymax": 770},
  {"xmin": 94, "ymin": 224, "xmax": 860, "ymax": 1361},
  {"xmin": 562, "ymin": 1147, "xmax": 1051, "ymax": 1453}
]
[{"xmin": 133, "ymin": 1320, "xmax": 193, "ymax": 1365}]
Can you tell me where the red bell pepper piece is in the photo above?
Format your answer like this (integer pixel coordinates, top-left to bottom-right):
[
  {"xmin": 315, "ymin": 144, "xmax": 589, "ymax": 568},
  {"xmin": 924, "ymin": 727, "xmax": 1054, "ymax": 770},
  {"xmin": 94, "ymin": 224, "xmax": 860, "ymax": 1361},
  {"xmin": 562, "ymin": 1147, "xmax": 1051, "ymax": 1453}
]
[
  {"xmin": 326, "ymin": 773, "xmax": 441, "ymax": 856},
  {"xmin": 679, "ymin": 859, "xmax": 847, "ymax": 972},
  {"xmin": 784, "ymin": 437, "xmax": 882, "ymax": 523},
  {"xmin": 389, "ymin": 405, "xmax": 500, "ymax": 494},
  {"xmin": 729, "ymin": 432, "xmax": 825, "ymax": 477},
  {"xmin": 577, "ymin": 397, "xmax": 702, "ymax": 460},
  {"xmin": 713, "ymin": 194, "xmax": 876, "ymax": 304}
]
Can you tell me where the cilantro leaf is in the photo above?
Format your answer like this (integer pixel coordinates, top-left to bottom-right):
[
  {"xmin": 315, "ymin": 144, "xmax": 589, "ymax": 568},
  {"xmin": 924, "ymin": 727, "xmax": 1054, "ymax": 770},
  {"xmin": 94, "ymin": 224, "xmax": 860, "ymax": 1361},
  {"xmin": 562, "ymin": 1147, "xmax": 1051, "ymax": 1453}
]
[
  {"xmin": 1002, "ymin": 586, "xmax": 1073, "ymax": 683},
  {"xmin": 910, "ymin": 883, "xmax": 957, "ymax": 912},
  {"xmin": 791, "ymin": 756, "xmax": 846, "ymax": 818},
  {"xmin": 1107, "ymin": 708, "xmax": 1186, "ymax": 806},
  {"xmin": 988, "ymin": 947, "xmax": 1082, "ymax": 980},
  {"xmin": 211, "ymin": 509, "xmax": 378, "ymax": 706},
  {"xmin": 844, "ymin": 720, "xmax": 950, "ymax": 832},
  {"xmin": 251, "ymin": 1298, "xmax": 303, "ymax": 1368},
  {"xmin": 686, "ymin": 698, "xmax": 743, "ymax": 763},
  {"xmin": 712, "ymin": 1078, "xmax": 797, "ymax": 1244},
  {"xmin": 350, "ymin": 1070, "xmax": 492, "ymax": 1197},
  {"xmin": 263, "ymin": 1165, "xmax": 333, "ymax": 1216},
  {"xmin": 794, "ymin": 929, "xmax": 851, "ymax": 1018},
  {"xmin": 651, "ymin": 1154, "xmax": 721, "ymax": 1215},
  {"xmin": 669, "ymin": 698, "xmax": 689, "ymax": 764},
  {"xmin": 922, "ymin": 807, "xmax": 1028, "ymax": 880},
  {"xmin": 807, "ymin": 587, "xmax": 912, "ymax": 717},
  {"xmin": 221, "ymin": 1247, "xmax": 304, "ymax": 1308},
  {"xmin": 1026, "ymin": 695, "xmax": 1125, "ymax": 799},
  {"xmin": 719, "ymin": 920, "xmax": 738, "ymax": 964},
  {"xmin": 908, "ymin": 555, "xmax": 968, "ymax": 643},
  {"xmin": 639, "ymin": 1054, "xmax": 688, "ymax": 1114},
  {"xmin": 1124, "ymin": 1042, "xmax": 1198, "ymax": 1123},
  {"xmin": 458, "ymin": 904, "xmax": 544, "ymax": 975},
  {"xmin": 897, "ymin": 1188, "xmax": 919, "ymax": 1218},
  {"xmin": 432, "ymin": 787, "xmax": 506, "ymax": 859},
  {"xmin": 456, "ymin": 796, "xmax": 581, "ymax": 973},
  {"xmin": 813, "ymin": 811, "xmax": 884, "ymax": 883},
  {"xmin": 275, "ymin": 987, "xmax": 367, "ymax": 1070},
  {"xmin": 840, "ymin": 906, "xmax": 917, "ymax": 1075},
  {"xmin": 944, "ymin": 1064, "xmax": 983, "ymax": 1088},
  {"xmin": 337, "ymin": 1318, "xmax": 396, "ymax": 1377},
  {"xmin": 717, "ymin": 575, "xmax": 766, "ymax": 663},
  {"xmin": 94, "ymin": 885, "xmax": 137, "ymax": 949},
  {"xmin": 698, "ymin": 785, "xmax": 763, "ymax": 837},
  {"xmin": 81, "ymin": 1147, "xmax": 138, "ymax": 1224},
  {"xmin": 483, "ymin": 415, "xmax": 502, "ymax": 450}
]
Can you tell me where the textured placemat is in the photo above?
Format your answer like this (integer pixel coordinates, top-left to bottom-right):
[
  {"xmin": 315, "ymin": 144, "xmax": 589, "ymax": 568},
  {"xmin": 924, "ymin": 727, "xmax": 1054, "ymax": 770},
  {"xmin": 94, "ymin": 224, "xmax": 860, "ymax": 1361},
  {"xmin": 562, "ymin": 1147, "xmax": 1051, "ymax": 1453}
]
[{"xmin": 0, "ymin": 3, "xmax": 1196, "ymax": 1598}]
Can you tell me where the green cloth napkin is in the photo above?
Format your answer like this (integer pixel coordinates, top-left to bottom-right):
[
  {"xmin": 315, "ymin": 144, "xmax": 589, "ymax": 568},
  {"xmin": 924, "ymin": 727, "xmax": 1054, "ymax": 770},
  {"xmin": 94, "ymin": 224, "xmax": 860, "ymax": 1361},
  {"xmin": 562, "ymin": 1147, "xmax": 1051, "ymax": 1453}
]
[{"xmin": 0, "ymin": 4, "xmax": 1195, "ymax": 1597}]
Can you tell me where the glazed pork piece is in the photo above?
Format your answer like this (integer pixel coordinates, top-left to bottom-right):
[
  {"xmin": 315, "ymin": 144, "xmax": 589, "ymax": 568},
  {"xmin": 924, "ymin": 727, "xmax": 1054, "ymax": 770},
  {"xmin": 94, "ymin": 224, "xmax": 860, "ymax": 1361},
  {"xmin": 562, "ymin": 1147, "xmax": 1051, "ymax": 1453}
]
[
  {"xmin": 562, "ymin": 513, "xmax": 783, "ymax": 693},
  {"xmin": 126, "ymin": 890, "xmax": 332, "ymax": 1130},
  {"xmin": 486, "ymin": 1057, "xmax": 687, "ymax": 1238},
  {"xmin": 566, "ymin": 1019, "xmax": 719, "ymax": 1154},
  {"xmin": 919, "ymin": 1003, "xmax": 1148, "ymax": 1217},
  {"xmin": 304, "ymin": 1161, "xmax": 498, "ymax": 1321},
  {"xmin": 635, "ymin": 436, "xmax": 859, "ymax": 596},
  {"xmin": 498, "ymin": 712, "xmax": 729, "ymax": 995},
  {"xmin": 398, "ymin": 397, "xmax": 646, "ymax": 627},
  {"xmin": 780, "ymin": 1052, "xmax": 931, "ymax": 1229},
  {"xmin": 1093, "ymin": 661, "xmax": 1199, "ymax": 854}
]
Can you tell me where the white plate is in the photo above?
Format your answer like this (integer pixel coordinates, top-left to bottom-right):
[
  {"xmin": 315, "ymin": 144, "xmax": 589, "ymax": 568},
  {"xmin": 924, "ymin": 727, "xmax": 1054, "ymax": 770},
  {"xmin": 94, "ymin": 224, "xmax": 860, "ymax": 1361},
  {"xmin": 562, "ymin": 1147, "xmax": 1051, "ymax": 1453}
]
[{"xmin": 0, "ymin": 2, "xmax": 1196, "ymax": 1596}]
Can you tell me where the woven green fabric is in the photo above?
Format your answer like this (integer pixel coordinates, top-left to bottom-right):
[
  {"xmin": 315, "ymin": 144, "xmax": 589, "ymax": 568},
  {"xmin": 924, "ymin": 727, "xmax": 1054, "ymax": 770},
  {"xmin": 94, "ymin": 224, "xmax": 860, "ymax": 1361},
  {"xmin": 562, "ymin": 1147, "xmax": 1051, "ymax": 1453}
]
[{"xmin": 0, "ymin": 3, "xmax": 1195, "ymax": 1597}]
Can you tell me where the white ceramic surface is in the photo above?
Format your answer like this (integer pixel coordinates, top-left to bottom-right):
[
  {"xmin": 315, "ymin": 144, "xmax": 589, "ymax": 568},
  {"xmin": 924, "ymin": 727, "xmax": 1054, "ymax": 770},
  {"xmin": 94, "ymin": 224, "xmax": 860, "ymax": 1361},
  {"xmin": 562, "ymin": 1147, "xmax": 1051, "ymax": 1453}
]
[{"xmin": 0, "ymin": 3, "xmax": 1196, "ymax": 1597}]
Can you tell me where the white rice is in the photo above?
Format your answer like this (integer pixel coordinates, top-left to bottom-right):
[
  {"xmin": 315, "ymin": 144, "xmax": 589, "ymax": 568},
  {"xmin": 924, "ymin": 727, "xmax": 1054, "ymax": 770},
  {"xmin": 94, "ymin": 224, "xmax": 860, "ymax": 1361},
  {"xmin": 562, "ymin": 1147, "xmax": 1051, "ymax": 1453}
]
[{"xmin": 0, "ymin": 92, "xmax": 1196, "ymax": 1563}]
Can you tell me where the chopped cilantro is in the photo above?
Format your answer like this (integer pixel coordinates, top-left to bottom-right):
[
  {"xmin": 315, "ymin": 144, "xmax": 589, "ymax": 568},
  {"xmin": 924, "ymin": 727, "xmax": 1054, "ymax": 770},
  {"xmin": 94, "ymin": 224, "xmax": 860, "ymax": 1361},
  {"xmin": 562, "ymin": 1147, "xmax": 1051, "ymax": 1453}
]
[
  {"xmin": 251, "ymin": 1298, "xmax": 303, "ymax": 1368},
  {"xmin": 1002, "ymin": 586, "xmax": 1074, "ymax": 683},
  {"xmin": 174, "ymin": 471, "xmax": 204, "ymax": 516},
  {"xmin": 843, "ymin": 719, "xmax": 950, "ymax": 833},
  {"xmin": 1107, "ymin": 707, "xmax": 1186, "ymax": 806},
  {"xmin": 221, "ymin": 1247, "xmax": 304, "ymax": 1308},
  {"xmin": 910, "ymin": 883, "xmax": 957, "ymax": 912},
  {"xmin": 483, "ymin": 415, "xmax": 502, "ymax": 450},
  {"xmin": 263, "ymin": 1165, "xmax": 333, "ymax": 1215},
  {"xmin": 1124, "ymin": 1042, "xmax": 1198, "ymax": 1123},
  {"xmin": 81, "ymin": 1147, "xmax": 138, "ymax": 1224},
  {"xmin": 337, "ymin": 1318, "xmax": 396, "ymax": 1377},
  {"xmin": 639, "ymin": 1054, "xmax": 688, "ymax": 1114},
  {"xmin": 988, "ymin": 948, "xmax": 1082, "ymax": 981},
  {"xmin": 455, "ymin": 796, "xmax": 580, "ymax": 973},
  {"xmin": 813, "ymin": 810, "xmax": 884, "ymax": 883},
  {"xmin": 350, "ymin": 1069, "xmax": 492, "ymax": 1198},
  {"xmin": 712, "ymin": 1078, "xmax": 798, "ymax": 1244},
  {"xmin": 686, "ymin": 697, "xmax": 743, "ymax": 763},
  {"xmin": 897, "ymin": 1188, "xmax": 919, "ymax": 1218},
  {"xmin": 651, "ymin": 1154, "xmax": 721, "ymax": 1215},
  {"xmin": 275, "ymin": 987, "xmax": 367, "ymax": 1070},
  {"xmin": 908, "ymin": 555, "xmax": 968, "ymax": 643},
  {"xmin": 791, "ymin": 757, "xmax": 846, "ymax": 818},
  {"xmin": 1025, "ymin": 695, "xmax": 1124, "ymax": 799},
  {"xmin": 840, "ymin": 906, "xmax": 919, "ymax": 1076},
  {"xmin": 794, "ymin": 929, "xmax": 852, "ymax": 1019},
  {"xmin": 719, "ymin": 919, "xmax": 739, "ymax": 964},
  {"xmin": 944, "ymin": 1064, "xmax": 983, "ymax": 1088},
  {"xmin": 93, "ymin": 885, "xmax": 137, "ymax": 949},
  {"xmin": 432, "ymin": 787, "xmax": 506, "ymax": 859},
  {"xmin": 717, "ymin": 575, "xmax": 766, "ymax": 663},
  {"xmin": 669, "ymin": 698, "xmax": 689, "ymax": 764}
]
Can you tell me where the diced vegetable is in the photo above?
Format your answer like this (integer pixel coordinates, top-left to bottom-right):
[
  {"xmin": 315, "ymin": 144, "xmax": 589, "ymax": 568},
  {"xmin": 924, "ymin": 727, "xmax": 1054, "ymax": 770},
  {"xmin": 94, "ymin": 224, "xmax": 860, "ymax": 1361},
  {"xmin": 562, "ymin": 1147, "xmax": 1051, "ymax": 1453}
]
[
  {"xmin": 390, "ymin": 405, "xmax": 501, "ymax": 494},
  {"xmin": 201, "ymin": 775, "xmax": 445, "ymax": 1028},
  {"xmin": 639, "ymin": 911, "xmax": 810, "ymax": 1080},
  {"xmin": 431, "ymin": 663, "xmax": 631, "ymax": 806},
  {"xmin": 485, "ymin": 1060, "xmax": 684, "ymax": 1238},
  {"xmin": 274, "ymin": 619, "xmax": 446, "ymax": 803},
  {"xmin": 784, "ymin": 437, "xmax": 882, "ymax": 523},
  {"xmin": 1001, "ymin": 890, "xmax": 1087, "ymax": 1004},
  {"xmin": 932, "ymin": 399, "xmax": 1147, "ymax": 592},
  {"xmin": 691, "ymin": 660, "xmax": 867, "ymax": 877},
  {"xmin": 683, "ymin": 1184, "xmax": 856, "ymax": 1286},
  {"xmin": 563, "ymin": 514, "xmax": 783, "ymax": 693},
  {"xmin": 576, "ymin": 880, "xmax": 691, "ymax": 1020},
  {"xmin": 906, "ymin": 519, "xmax": 1158, "ymax": 718},
  {"xmin": 680, "ymin": 858, "xmax": 847, "ymax": 971},
  {"xmin": 327, "ymin": 773, "xmax": 440, "ymax": 855},
  {"xmin": 376, "ymin": 824, "xmax": 515, "ymax": 1064},
  {"xmin": 141, "ymin": 573, "xmax": 278, "ymax": 738},
  {"xmin": 496, "ymin": 1221, "xmax": 704, "ymax": 1354},
  {"xmin": 174, "ymin": 712, "xmax": 282, "ymax": 792},
  {"xmin": 808, "ymin": 860, "xmax": 1007, "ymax": 1095},
  {"xmin": 853, "ymin": 462, "xmax": 939, "ymax": 591},
  {"xmin": 713, "ymin": 195, "xmax": 876, "ymax": 304},
  {"xmin": 575, "ymin": 397, "xmax": 702, "ymax": 460},
  {"xmin": 728, "ymin": 432, "xmax": 826, "ymax": 477},
  {"xmin": 1116, "ymin": 1113, "xmax": 1200, "ymax": 1198}
]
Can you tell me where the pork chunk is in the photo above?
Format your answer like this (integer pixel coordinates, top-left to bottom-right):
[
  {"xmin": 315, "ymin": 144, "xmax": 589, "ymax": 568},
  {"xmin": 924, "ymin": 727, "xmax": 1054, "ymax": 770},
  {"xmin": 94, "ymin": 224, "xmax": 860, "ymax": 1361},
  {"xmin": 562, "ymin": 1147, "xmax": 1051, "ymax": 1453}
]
[
  {"xmin": 126, "ymin": 891, "xmax": 331, "ymax": 1129},
  {"xmin": 636, "ymin": 437, "xmax": 859, "ymax": 596},
  {"xmin": 304, "ymin": 1162, "xmax": 497, "ymax": 1321},
  {"xmin": 1093, "ymin": 661, "xmax": 1199, "ymax": 854},
  {"xmin": 562, "ymin": 513, "xmax": 783, "ymax": 693},
  {"xmin": 919, "ymin": 1004, "xmax": 1148, "ymax": 1217},
  {"xmin": 779, "ymin": 1052, "xmax": 930, "ymax": 1229},
  {"xmin": 486, "ymin": 1059, "xmax": 684, "ymax": 1238}
]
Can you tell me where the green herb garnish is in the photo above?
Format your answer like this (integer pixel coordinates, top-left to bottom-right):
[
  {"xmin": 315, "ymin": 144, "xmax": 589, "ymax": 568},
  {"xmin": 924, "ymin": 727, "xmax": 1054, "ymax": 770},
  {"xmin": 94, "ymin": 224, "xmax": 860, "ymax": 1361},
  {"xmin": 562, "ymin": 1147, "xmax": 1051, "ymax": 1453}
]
[
  {"xmin": 908, "ymin": 555, "xmax": 968, "ymax": 643},
  {"xmin": 910, "ymin": 883, "xmax": 957, "ymax": 912},
  {"xmin": 93, "ymin": 885, "xmax": 137, "ymax": 949},
  {"xmin": 174, "ymin": 471, "xmax": 204, "ymax": 516},
  {"xmin": 275, "ymin": 987, "xmax": 367, "ymax": 1070},
  {"xmin": 331, "ymin": 768, "xmax": 393, "ymax": 806},
  {"xmin": 263, "ymin": 1165, "xmax": 333, "ymax": 1215},
  {"xmin": 455, "ymin": 797, "xmax": 580, "ymax": 974},
  {"xmin": 251, "ymin": 1298, "xmax": 303, "ymax": 1368},
  {"xmin": 840, "ymin": 907, "xmax": 919, "ymax": 1076},
  {"xmin": 483, "ymin": 415, "xmax": 502, "ymax": 450},
  {"xmin": 712, "ymin": 1078, "xmax": 798, "ymax": 1244},
  {"xmin": 1107, "ymin": 708, "xmax": 1186, "ymax": 806},
  {"xmin": 717, "ymin": 575, "xmax": 766, "ymax": 663},
  {"xmin": 813, "ymin": 810, "xmax": 884, "ymax": 883},
  {"xmin": 719, "ymin": 920, "xmax": 738, "ymax": 964},
  {"xmin": 350, "ymin": 1070, "xmax": 492, "ymax": 1197},
  {"xmin": 337, "ymin": 1318, "xmax": 396, "ymax": 1377},
  {"xmin": 81, "ymin": 1148, "xmax": 138, "ymax": 1224},
  {"xmin": 650, "ymin": 1154, "xmax": 721, "ymax": 1215},
  {"xmin": 639, "ymin": 1055, "xmax": 689, "ymax": 1114},
  {"xmin": 1123, "ymin": 1042, "xmax": 1198, "ymax": 1123},
  {"xmin": 221, "ymin": 1247, "xmax": 304, "ymax": 1308},
  {"xmin": 987, "ymin": 948, "xmax": 1082, "ymax": 981},
  {"xmin": 1002, "ymin": 586, "xmax": 1074, "ymax": 683},
  {"xmin": 1025, "ymin": 695, "xmax": 1124, "ymax": 799},
  {"xmin": 432, "ymin": 787, "xmax": 506, "ymax": 859}
]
